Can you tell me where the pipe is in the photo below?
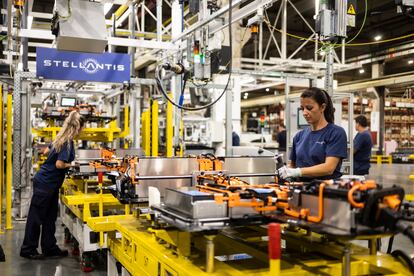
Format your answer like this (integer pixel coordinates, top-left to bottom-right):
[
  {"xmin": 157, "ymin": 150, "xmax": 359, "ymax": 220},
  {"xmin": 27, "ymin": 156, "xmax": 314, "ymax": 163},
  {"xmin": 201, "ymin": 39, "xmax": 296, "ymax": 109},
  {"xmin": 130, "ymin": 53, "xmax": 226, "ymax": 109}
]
[
  {"xmin": 166, "ymin": 93, "xmax": 173, "ymax": 157},
  {"xmin": 6, "ymin": 92, "xmax": 12, "ymax": 230}
]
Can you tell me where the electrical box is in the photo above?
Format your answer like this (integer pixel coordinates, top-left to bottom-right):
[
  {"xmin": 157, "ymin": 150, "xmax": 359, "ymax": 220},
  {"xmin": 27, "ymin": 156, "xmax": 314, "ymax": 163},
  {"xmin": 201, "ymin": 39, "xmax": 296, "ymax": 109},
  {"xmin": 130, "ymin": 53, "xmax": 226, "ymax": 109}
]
[{"xmin": 53, "ymin": 0, "xmax": 107, "ymax": 53}]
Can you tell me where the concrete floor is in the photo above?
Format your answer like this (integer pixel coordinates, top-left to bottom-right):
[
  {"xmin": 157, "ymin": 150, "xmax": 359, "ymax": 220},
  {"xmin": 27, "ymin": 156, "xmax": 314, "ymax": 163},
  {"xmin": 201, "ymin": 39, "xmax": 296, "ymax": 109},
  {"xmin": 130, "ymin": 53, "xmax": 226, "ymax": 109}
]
[
  {"xmin": 0, "ymin": 163, "xmax": 413, "ymax": 275},
  {"xmin": 0, "ymin": 220, "xmax": 106, "ymax": 276}
]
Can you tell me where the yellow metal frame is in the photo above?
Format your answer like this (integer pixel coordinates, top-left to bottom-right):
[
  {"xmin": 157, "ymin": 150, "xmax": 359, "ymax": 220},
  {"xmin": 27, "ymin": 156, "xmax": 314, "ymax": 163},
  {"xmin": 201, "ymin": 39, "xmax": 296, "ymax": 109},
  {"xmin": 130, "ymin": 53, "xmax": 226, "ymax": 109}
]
[
  {"xmin": 0, "ymin": 86, "xmax": 3, "ymax": 233},
  {"xmin": 151, "ymin": 100, "xmax": 159, "ymax": 157},
  {"xmin": 166, "ymin": 93, "xmax": 173, "ymax": 157},
  {"xmin": 5, "ymin": 92, "xmax": 12, "ymax": 230},
  {"xmin": 141, "ymin": 110, "xmax": 151, "ymax": 156},
  {"xmin": 86, "ymin": 216, "xmax": 411, "ymax": 276}
]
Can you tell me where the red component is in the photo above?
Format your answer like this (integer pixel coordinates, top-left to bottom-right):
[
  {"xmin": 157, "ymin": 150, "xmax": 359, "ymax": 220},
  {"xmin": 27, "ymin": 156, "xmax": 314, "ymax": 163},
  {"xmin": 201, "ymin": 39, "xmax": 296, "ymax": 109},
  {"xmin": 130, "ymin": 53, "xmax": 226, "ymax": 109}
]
[
  {"xmin": 194, "ymin": 41, "xmax": 200, "ymax": 55},
  {"xmin": 268, "ymin": 223, "xmax": 281, "ymax": 260},
  {"xmin": 81, "ymin": 265, "xmax": 94, "ymax": 273},
  {"xmin": 98, "ymin": 171, "xmax": 103, "ymax": 184}
]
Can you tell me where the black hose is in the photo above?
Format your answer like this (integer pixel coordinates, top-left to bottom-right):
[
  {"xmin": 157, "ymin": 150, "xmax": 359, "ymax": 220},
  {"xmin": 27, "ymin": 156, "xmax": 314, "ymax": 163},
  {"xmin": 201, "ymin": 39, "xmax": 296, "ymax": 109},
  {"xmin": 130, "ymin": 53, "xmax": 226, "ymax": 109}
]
[
  {"xmin": 391, "ymin": 250, "xmax": 414, "ymax": 274},
  {"xmin": 155, "ymin": 0, "xmax": 233, "ymax": 111},
  {"xmin": 387, "ymin": 236, "xmax": 394, "ymax": 254}
]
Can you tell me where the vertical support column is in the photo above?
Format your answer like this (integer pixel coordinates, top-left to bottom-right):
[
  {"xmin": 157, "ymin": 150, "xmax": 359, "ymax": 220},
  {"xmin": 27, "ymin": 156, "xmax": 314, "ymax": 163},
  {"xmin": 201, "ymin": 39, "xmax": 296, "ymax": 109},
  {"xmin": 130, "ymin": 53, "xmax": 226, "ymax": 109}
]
[
  {"xmin": 128, "ymin": 4, "xmax": 136, "ymax": 75},
  {"xmin": 342, "ymin": 243, "xmax": 351, "ymax": 276},
  {"xmin": 13, "ymin": 73, "xmax": 22, "ymax": 218},
  {"xmin": 284, "ymin": 78, "xmax": 290, "ymax": 161},
  {"xmin": 132, "ymin": 85, "xmax": 141, "ymax": 149},
  {"xmin": 166, "ymin": 93, "xmax": 173, "ymax": 157},
  {"xmin": 225, "ymin": 79, "xmax": 233, "ymax": 156},
  {"xmin": 171, "ymin": 0, "xmax": 183, "ymax": 150},
  {"xmin": 151, "ymin": 99, "xmax": 159, "ymax": 157},
  {"xmin": 376, "ymin": 86, "xmax": 385, "ymax": 155},
  {"xmin": 6, "ymin": 92, "xmax": 12, "ymax": 230},
  {"xmin": 156, "ymin": 0, "xmax": 162, "ymax": 41},
  {"xmin": 141, "ymin": 110, "xmax": 151, "ymax": 156},
  {"xmin": 281, "ymin": 0, "xmax": 287, "ymax": 60},
  {"xmin": 325, "ymin": 47, "xmax": 334, "ymax": 96},
  {"xmin": 259, "ymin": 22, "xmax": 263, "ymax": 69}
]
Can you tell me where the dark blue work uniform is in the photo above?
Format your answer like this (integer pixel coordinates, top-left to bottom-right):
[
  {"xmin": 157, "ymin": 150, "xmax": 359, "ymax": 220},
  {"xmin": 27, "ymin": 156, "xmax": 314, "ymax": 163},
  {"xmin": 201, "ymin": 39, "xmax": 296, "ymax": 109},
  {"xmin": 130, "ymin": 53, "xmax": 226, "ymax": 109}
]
[
  {"xmin": 21, "ymin": 141, "xmax": 75, "ymax": 255},
  {"xmin": 290, "ymin": 123, "xmax": 347, "ymax": 180},
  {"xmin": 353, "ymin": 130, "xmax": 373, "ymax": 175}
]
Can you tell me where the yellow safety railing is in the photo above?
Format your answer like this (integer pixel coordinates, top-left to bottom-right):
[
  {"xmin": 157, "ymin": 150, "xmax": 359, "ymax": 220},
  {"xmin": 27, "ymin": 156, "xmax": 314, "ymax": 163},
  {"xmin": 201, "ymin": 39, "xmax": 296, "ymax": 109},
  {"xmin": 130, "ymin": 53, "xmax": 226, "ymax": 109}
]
[{"xmin": 370, "ymin": 155, "xmax": 392, "ymax": 164}]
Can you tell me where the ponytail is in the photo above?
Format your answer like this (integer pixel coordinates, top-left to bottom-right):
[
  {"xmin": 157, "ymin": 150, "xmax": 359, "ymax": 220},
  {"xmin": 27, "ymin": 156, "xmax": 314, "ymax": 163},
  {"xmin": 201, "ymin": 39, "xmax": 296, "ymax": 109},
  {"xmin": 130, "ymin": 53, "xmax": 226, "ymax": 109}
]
[{"xmin": 301, "ymin": 87, "xmax": 335, "ymax": 123}]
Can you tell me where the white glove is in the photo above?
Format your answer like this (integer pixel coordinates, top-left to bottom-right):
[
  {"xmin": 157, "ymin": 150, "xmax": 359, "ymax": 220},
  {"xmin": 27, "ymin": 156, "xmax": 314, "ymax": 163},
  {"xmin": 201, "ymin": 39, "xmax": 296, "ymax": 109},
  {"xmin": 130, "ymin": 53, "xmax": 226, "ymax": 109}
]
[
  {"xmin": 278, "ymin": 166, "xmax": 302, "ymax": 179},
  {"xmin": 71, "ymin": 161, "xmax": 77, "ymax": 167}
]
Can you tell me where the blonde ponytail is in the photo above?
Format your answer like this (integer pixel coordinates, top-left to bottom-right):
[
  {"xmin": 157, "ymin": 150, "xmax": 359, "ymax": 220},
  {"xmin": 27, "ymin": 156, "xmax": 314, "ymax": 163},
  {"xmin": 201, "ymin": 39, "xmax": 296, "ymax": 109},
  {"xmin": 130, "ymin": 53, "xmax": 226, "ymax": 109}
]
[{"xmin": 52, "ymin": 111, "xmax": 85, "ymax": 152}]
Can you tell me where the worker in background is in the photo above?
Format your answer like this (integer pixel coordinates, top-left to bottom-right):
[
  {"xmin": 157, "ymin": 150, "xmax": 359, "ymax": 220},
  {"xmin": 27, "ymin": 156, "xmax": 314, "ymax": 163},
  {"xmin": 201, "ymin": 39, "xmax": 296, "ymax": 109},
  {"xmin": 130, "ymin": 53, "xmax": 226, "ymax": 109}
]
[
  {"xmin": 276, "ymin": 124, "xmax": 286, "ymax": 151},
  {"xmin": 232, "ymin": 131, "xmax": 240, "ymax": 146},
  {"xmin": 20, "ymin": 111, "xmax": 85, "ymax": 259},
  {"xmin": 278, "ymin": 88, "xmax": 347, "ymax": 180},
  {"xmin": 353, "ymin": 115, "xmax": 373, "ymax": 176}
]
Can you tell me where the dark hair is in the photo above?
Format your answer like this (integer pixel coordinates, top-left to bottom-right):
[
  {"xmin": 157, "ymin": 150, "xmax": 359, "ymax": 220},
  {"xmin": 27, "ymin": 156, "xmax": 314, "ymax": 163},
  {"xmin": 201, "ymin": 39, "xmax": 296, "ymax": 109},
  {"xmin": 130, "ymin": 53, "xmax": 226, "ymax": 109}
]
[
  {"xmin": 355, "ymin": 115, "xmax": 368, "ymax": 127},
  {"xmin": 301, "ymin": 87, "xmax": 335, "ymax": 123}
]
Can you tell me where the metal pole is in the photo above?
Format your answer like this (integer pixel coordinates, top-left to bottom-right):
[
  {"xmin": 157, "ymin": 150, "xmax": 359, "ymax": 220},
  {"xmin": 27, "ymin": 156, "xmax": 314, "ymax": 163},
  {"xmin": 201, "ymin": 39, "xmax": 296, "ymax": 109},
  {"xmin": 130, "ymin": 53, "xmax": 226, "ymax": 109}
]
[
  {"xmin": 22, "ymin": 0, "xmax": 29, "ymax": 71},
  {"xmin": 128, "ymin": 4, "xmax": 136, "ymax": 76},
  {"xmin": 342, "ymin": 244, "xmax": 351, "ymax": 276},
  {"xmin": 341, "ymin": 38, "xmax": 345, "ymax": 64},
  {"xmin": 325, "ymin": 47, "xmax": 334, "ymax": 96},
  {"xmin": 259, "ymin": 22, "xmax": 263, "ymax": 69},
  {"xmin": 225, "ymin": 79, "xmax": 233, "ymax": 156},
  {"xmin": 281, "ymin": 0, "xmax": 287, "ymax": 60},
  {"xmin": 6, "ymin": 92, "xmax": 12, "ymax": 230},
  {"xmin": 205, "ymin": 235, "xmax": 216, "ymax": 273},
  {"xmin": 166, "ymin": 93, "xmax": 173, "ymax": 157},
  {"xmin": 284, "ymin": 77, "xmax": 290, "ymax": 161},
  {"xmin": 156, "ymin": 0, "xmax": 162, "ymax": 41},
  {"xmin": 368, "ymin": 238, "xmax": 377, "ymax": 255}
]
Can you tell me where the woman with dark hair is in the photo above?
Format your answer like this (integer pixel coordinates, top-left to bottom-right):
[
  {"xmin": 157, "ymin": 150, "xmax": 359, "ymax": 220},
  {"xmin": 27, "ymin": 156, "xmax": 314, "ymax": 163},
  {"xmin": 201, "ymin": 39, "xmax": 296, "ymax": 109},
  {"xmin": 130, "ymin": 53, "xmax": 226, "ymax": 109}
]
[{"xmin": 278, "ymin": 87, "xmax": 347, "ymax": 180}]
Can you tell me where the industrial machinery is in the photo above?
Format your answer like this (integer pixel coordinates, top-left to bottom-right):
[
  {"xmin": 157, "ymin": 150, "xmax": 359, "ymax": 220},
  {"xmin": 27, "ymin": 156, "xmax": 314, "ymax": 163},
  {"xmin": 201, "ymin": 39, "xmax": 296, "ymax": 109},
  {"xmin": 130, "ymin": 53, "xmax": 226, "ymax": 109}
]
[{"xmin": 84, "ymin": 154, "xmax": 414, "ymax": 275}]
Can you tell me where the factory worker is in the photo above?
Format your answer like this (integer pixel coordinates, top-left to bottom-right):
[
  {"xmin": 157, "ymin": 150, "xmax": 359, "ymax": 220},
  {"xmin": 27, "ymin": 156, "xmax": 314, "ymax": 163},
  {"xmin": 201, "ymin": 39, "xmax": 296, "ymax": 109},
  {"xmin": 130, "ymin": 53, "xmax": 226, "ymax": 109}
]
[
  {"xmin": 278, "ymin": 87, "xmax": 347, "ymax": 180},
  {"xmin": 20, "ymin": 111, "xmax": 85, "ymax": 259}
]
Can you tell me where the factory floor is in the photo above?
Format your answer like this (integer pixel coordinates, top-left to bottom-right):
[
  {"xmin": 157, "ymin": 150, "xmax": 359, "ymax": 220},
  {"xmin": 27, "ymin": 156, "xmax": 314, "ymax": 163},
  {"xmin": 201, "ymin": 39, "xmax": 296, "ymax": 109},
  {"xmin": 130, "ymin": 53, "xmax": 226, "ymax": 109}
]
[{"xmin": 0, "ymin": 164, "xmax": 413, "ymax": 276}]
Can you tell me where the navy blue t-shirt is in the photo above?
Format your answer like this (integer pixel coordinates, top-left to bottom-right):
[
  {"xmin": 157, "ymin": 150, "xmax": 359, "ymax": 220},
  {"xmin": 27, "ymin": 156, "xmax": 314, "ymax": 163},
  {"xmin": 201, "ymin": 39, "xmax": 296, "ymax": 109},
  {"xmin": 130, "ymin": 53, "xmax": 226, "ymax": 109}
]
[
  {"xmin": 34, "ymin": 140, "xmax": 75, "ymax": 192},
  {"xmin": 290, "ymin": 123, "xmax": 348, "ymax": 180},
  {"xmin": 353, "ymin": 130, "xmax": 373, "ymax": 175}
]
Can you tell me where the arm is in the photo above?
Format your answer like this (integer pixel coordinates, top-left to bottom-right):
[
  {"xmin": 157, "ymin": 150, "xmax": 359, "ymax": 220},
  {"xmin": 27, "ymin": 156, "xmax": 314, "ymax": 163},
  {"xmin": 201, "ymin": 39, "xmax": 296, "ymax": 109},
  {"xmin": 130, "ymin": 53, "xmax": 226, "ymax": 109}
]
[
  {"xmin": 300, "ymin": 156, "xmax": 341, "ymax": 177},
  {"xmin": 55, "ymin": 160, "xmax": 72, "ymax": 169},
  {"xmin": 43, "ymin": 147, "xmax": 50, "ymax": 155}
]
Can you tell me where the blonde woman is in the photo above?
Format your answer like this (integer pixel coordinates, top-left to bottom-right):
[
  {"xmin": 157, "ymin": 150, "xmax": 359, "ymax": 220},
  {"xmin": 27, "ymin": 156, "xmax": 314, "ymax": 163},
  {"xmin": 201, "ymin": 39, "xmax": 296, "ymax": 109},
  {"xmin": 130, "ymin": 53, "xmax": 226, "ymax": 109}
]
[{"xmin": 20, "ymin": 111, "xmax": 85, "ymax": 259}]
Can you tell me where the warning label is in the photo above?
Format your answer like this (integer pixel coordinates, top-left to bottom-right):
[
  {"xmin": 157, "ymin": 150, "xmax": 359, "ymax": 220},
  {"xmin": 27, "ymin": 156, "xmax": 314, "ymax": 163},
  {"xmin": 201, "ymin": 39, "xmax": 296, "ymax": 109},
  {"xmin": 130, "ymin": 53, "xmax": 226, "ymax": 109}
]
[{"xmin": 347, "ymin": 4, "xmax": 356, "ymax": 15}]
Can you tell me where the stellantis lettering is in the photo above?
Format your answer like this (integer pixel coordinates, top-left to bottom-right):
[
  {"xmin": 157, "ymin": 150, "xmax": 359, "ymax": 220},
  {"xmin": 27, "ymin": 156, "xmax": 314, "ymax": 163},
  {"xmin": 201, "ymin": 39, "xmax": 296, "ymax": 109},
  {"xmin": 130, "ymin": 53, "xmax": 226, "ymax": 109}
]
[{"xmin": 43, "ymin": 59, "xmax": 125, "ymax": 72}]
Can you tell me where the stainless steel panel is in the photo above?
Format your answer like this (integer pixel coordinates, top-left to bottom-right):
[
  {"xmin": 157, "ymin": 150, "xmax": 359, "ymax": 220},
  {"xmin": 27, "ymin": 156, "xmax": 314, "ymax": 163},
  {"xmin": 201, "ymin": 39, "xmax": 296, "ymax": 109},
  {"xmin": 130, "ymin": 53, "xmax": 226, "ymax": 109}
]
[
  {"xmin": 223, "ymin": 157, "xmax": 276, "ymax": 184},
  {"xmin": 229, "ymin": 199, "xmax": 260, "ymax": 218},
  {"xmin": 299, "ymin": 194, "xmax": 352, "ymax": 231},
  {"xmin": 135, "ymin": 157, "xmax": 198, "ymax": 200},
  {"xmin": 164, "ymin": 188, "xmax": 227, "ymax": 219},
  {"xmin": 76, "ymin": 149, "xmax": 101, "ymax": 160},
  {"xmin": 116, "ymin": 148, "xmax": 145, "ymax": 157}
]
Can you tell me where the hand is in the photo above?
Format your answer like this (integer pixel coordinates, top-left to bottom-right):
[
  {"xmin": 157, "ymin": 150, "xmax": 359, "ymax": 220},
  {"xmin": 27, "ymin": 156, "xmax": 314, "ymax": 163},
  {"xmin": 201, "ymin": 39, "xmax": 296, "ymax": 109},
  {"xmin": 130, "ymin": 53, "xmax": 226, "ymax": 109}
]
[
  {"xmin": 70, "ymin": 161, "xmax": 77, "ymax": 167},
  {"xmin": 278, "ymin": 166, "xmax": 302, "ymax": 179}
]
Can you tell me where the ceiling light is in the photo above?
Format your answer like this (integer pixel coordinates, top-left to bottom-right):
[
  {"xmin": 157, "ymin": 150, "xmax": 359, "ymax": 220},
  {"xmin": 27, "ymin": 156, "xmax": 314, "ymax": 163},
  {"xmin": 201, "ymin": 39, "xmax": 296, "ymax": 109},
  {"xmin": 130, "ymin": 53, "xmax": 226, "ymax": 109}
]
[
  {"xmin": 359, "ymin": 69, "xmax": 365, "ymax": 74},
  {"xmin": 265, "ymin": 88, "xmax": 270, "ymax": 92},
  {"xmin": 374, "ymin": 35, "xmax": 382, "ymax": 41},
  {"xmin": 408, "ymin": 60, "xmax": 414, "ymax": 65}
]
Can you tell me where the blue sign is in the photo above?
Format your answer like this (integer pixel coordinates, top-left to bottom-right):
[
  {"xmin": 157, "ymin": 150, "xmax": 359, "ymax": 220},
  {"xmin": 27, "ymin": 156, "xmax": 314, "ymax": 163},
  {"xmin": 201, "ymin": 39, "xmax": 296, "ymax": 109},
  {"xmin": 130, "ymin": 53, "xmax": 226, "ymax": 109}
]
[{"xmin": 36, "ymin": 47, "xmax": 131, "ymax": 83}]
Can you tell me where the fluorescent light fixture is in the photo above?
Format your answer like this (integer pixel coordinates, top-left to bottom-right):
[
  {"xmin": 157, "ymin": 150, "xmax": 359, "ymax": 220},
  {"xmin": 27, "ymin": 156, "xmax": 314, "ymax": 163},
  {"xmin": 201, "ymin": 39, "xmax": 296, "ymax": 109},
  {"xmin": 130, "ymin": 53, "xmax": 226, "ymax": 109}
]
[
  {"xmin": 265, "ymin": 88, "xmax": 270, "ymax": 92},
  {"xmin": 104, "ymin": 3, "xmax": 113, "ymax": 15},
  {"xmin": 374, "ymin": 35, "xmax": 382, "ymax": 41},
  {"xmin": 359, "ymin": 68, "xmax": 365, "ymax": 74},
  {"xmin": 408, "ymin": 60, "xmax": 414, "ymax": 65}
]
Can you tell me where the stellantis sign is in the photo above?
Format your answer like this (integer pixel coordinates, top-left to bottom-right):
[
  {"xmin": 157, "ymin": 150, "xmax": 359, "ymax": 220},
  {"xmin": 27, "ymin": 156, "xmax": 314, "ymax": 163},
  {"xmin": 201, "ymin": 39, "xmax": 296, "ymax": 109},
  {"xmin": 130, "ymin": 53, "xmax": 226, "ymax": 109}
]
[{"xmin": 36, "ymin": 47, "xmax": 130, "ymax": 83}]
